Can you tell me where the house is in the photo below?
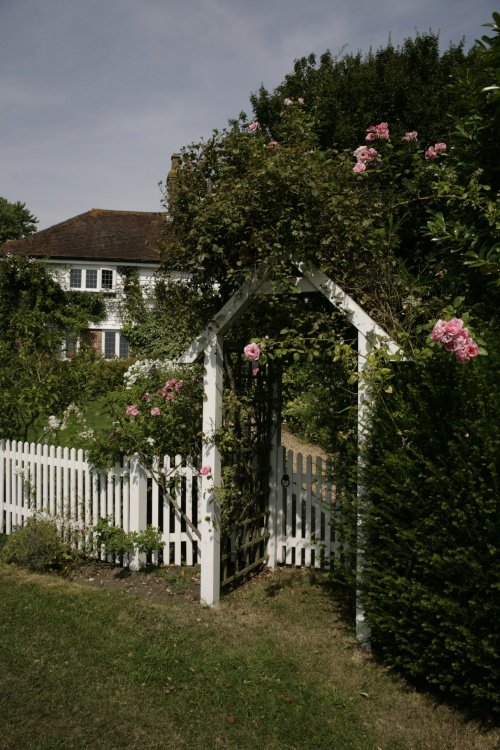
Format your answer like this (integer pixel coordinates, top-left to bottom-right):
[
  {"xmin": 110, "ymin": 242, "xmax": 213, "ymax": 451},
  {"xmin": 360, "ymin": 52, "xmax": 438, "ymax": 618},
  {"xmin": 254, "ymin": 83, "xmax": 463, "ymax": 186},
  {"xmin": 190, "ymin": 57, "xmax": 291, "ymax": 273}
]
[{"xmin": 4, "ymin": 208, "xmax": 165, "ymax": 358}]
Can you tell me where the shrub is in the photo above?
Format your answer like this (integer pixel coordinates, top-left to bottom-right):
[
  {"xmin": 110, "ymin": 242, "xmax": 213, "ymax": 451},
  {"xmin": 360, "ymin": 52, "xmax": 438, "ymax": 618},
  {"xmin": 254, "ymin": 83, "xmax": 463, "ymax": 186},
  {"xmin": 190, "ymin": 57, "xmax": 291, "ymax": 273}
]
[
  {"xmin": 1, "ymin": 516, "xmax": 72, "ymax": 571},
  {"xmin": 92, "ymin": 517, "xmax": 136, "ymax": 559},
  {"xmin": 362, "ymin": 327, "xmax": 500, "ymax": 717}
]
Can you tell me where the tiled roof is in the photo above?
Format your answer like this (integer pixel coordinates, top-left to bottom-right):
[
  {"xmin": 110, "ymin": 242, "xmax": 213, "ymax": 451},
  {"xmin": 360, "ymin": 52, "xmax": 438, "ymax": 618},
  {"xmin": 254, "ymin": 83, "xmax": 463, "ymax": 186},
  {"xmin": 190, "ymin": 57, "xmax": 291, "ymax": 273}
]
[{"xmin": 4, "ymin": 209, "xmax": 165, "ymax": 263}]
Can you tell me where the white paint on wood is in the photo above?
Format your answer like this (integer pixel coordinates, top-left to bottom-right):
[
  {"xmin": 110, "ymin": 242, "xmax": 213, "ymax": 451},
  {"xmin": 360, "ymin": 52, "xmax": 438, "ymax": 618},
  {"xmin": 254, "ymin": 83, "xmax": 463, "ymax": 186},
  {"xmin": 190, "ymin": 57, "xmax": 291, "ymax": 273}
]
[{"xmin": 199, "ymin": 334, "xmax": 223, "ymax": 606}]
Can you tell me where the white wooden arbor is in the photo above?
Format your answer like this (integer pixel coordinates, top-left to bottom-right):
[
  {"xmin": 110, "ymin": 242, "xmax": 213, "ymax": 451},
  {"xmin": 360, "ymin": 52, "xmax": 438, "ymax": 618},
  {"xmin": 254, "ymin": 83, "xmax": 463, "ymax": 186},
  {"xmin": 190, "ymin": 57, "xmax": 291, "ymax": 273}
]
[{"xmin": 178, "ymin": 260, "xmax": 400, "ymax": 646}]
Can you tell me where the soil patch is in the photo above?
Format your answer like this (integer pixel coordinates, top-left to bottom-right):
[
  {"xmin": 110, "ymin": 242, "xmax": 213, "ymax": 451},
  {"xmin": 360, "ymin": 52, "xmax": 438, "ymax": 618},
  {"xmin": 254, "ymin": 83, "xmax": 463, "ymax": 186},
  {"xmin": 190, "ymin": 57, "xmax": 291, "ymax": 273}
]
[{"xmin": 64, "ymin": 559, "xmax": 200, "ymax": 606}]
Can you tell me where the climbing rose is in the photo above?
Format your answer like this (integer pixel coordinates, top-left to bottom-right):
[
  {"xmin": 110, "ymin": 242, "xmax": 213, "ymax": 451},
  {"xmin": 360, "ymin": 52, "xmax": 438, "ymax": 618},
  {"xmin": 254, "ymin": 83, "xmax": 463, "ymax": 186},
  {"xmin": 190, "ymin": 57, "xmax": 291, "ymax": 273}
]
[
  {"xmin": 353, "ymin": 145, "xmax": 379, "ymax": 162},
  {"xmin": 366, "ymin": 122, "xmax": 389, "ymax": 141},
  {"xmin": 425, "ymin": 142, "xmax": 446, "ymax": 160},
  {"xmin": 443, "ymin": 318, "xmax": 464, "ymax": 336},
  {"xmin": 159, "ymin": 378, "xmax": 183, "ymax": 397},
  {"xmin": 125, "ymin": 405, "xmax": 139, "ymax": 417},
  {"xmin": 244, "ymin": 343, "xmax": 261, "ymax": 361},
  {"xmin": 402, "ymin": 131, "xmax": 418, "ymax": 141},
  {"xmin": 248, "ymin": 121, "xmax": 260, "ymax": 132},
  {"xmin": 430, "ymin": 318, "xmax": 479, "ymax": 363},
  {"xmin": 199, "ymin": 465, "xmax": 212, "ymax": 476},
  {"xmin": 150, "ymin": 407, "xmax": 160, "ymax": 416}
]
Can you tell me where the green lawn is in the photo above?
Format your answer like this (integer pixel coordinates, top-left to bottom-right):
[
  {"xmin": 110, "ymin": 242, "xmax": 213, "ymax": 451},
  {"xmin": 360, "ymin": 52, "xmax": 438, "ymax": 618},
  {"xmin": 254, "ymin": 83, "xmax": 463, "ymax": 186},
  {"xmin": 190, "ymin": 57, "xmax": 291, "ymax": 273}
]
[{"xmin": 0, "ymin": 563, "xmax": 498, "ymax": 750}]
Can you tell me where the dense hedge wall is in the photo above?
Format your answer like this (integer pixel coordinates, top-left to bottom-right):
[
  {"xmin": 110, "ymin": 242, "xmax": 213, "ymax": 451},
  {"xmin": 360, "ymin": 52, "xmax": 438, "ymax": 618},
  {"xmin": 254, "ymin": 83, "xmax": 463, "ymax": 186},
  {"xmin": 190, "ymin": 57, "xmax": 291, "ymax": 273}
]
[{"xmin": 362, "ymin": 329, "xmax": 500, "ymax": 718}]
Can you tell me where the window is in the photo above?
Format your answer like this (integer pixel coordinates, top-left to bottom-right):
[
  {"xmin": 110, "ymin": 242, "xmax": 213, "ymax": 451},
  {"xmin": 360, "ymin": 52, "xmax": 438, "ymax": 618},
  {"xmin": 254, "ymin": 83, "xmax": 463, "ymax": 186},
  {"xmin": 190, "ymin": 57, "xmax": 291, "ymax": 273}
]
[
  {"xmin": 103, "ymin": 331, "xmax": 129, "ymax": 359},
  {"xmin": 104, "ymin": 331, "xmax": 116, "ymax": 359},
  {"xmin": 64, "ymin": 333, "xmax": 77, "ymax": 359},
  {"xmin": 85, "ymin": 269, "xmax": 98, "ymax": 289},
  {"xmin": 68, "ymin": 267, "xmax": 115, "ymax": 292},
  {"xmin": 119, "ymin": 334, "xmax": 129, "ymax": 358},
  {"xmin": 69, "ymin": 269, "xmax": 82, "ymax": 289},
  {"xmin": 101, "ymin": 269, "xmax": 114, "ymax": 290}
]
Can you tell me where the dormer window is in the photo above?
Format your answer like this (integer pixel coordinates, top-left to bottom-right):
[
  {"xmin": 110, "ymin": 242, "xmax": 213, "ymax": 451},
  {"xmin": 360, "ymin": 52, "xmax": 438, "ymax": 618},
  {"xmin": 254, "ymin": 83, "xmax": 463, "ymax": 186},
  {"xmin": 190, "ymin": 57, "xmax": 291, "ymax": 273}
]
[{"xmin": 68, "ymin": 267, "xmax": 115, "ymax": 291}]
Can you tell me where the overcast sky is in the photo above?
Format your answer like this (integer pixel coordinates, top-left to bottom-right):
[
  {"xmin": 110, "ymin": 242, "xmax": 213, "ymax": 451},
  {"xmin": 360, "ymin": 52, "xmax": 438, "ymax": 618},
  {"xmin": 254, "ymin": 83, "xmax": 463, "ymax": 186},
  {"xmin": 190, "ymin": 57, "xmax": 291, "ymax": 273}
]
[{"xmin": 1, "ymin": 0, "xmax": 497, "ymax": 229}]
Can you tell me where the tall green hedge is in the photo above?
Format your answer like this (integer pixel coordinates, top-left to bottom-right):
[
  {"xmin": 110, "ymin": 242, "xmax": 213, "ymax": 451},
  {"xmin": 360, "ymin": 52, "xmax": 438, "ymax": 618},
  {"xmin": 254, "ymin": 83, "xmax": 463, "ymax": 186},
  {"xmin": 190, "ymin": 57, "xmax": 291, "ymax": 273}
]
[{"xmin": 362, "ymin": 329, "xmax": 500, "ymax": 718}]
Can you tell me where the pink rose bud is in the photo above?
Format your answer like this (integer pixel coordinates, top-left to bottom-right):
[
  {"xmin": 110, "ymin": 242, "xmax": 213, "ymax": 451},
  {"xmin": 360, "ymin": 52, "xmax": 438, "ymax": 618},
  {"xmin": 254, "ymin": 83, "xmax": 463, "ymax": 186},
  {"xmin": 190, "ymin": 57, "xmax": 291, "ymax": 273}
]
[
  {"xmin": 252, "ymin": 367, "xmax": 260, "ymax": 377},
  {"xmin": 199, "ymin": 465, "xmax": 211, "ymax": 476},
  {"xmin": 150, "ymin": 407, "xmax": 160, "ymax": 416},
  {"xmin": 248, "ymin": 121, "xmax": 260, "ymax": 132}
]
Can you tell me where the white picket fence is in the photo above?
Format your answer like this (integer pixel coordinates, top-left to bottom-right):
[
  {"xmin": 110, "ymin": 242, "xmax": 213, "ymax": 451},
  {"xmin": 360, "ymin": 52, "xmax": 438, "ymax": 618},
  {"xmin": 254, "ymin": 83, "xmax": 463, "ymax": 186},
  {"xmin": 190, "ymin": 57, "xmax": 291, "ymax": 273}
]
[
  {"xmin": 0, "ymin": 440, "xmax": 337, "ymax": 576},
  {"xmin": 273, "ymin": 447, "xmax": 337, "ymax": 569},
  {"xmin": 0, "ymin": 439, "xmax": 200, "ymax": 570}
]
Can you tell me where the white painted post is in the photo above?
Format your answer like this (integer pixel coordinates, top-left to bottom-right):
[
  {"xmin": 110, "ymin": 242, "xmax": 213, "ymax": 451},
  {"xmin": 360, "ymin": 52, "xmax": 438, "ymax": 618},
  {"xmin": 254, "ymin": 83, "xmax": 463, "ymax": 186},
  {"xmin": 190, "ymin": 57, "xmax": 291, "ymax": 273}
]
[
  {"xmin": 267, "ymin": 369, "xmax": 281, "ymax": 569},
  {"xmin": 0, "ymin": 440, "xmax": 4, "ymax": 534},
  {"xmin": 128, "ymin": 453, "xmax": 147, "ymax": 571},
  {"xmin": 356, "ymin": 332, "xmax": 372, "ymax": 649},
  {"xmin": 199, "ymin": 334, "xmax": 223, "ymax": 606}
]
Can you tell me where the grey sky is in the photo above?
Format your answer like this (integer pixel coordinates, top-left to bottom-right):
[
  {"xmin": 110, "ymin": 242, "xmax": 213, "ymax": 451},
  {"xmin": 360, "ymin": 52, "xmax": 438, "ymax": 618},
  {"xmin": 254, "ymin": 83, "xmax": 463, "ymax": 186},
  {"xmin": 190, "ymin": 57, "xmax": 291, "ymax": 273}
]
[{"xmin": 1, "ymin": 0, "xmax": 497, "ymax": 229}]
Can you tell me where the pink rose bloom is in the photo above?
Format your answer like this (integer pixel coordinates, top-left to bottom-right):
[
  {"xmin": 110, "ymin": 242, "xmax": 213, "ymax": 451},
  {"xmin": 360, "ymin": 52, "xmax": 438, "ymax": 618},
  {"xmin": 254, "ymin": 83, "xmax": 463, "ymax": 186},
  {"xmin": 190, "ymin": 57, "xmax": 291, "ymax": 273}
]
[
  {"xmin": 353, "ymin": 146, "xmax": 380, "ymax": 163},
  {"xmin": 443, "ymin": 318, "xmax": 464, "ymax": 336},
  {"xmin": 402, "ymin": 131, "xmax": 418, "ymax": 141},
  {"xmin": 353, "ymin": 161, "xmax": 366, "ymax": 174},
  {"xmin": 165, "ymin": 392, "xmax": 174, "ymax": 401},
  {"xmin": 125, "ymin": 405, "xmax": 139, "ymax": 417},
  {"xmin": 283, "ymin": 97, "xmax": 293, "ymax": 105},
  {"xmin": 199, "ymin": 465, "xmax": 211, "ymax": 476},
  {"xmin": 248, "ymin": 121, "xmax": 260, "ymax": 132},
  {"xmin": 266, "ymin": 140, "xmax": 279, "ymax": 149},
  {"xmin": 150, "ymin": 407, "xmax": 160, "ymax": 416},
  {"xmin": 366, "ymin": 122, "xmax": 389, "ymax": 140},
  {"xmin": 244, "ymin": 343, "xmax": 261, "ymax": 361},
  {"xmin": 425, "ymin": 143, "xmax": 446, "ymax": 160},
  {"xmin": 450, "ymin": 333, "xmax": 469, "ymax": 355},
  {"xmin": 430, "ymin": 320, "xmax": 446, "ymax": 342},
  {"xmin": 455, "ymin": 350, "xmax": 470, "ymax": 364},
  {"xmin": 174, "ymin": 380, "xmax": 183, "ymax": 391},
  {"xmin": 465, "ymin": 341, "xmax": 479, "ymax": 358},
  {"xmin": 252, "ymin": 367, "xmax": 260, "ymax": 376}
]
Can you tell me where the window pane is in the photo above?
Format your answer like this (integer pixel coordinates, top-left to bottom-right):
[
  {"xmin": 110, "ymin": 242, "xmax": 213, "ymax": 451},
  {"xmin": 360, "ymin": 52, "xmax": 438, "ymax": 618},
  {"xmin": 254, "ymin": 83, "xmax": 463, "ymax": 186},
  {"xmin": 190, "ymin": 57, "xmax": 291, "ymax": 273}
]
[
  {"xmin": 104, "ymin": 331, "xmax": 116, "ymax": 359},
  {"xmin": 101, "ymin": 269, "xmax": 113, "ymax": 290},
  {"xmin": 69, "ymin": 269, "xmax": 82, "ymax": 288},
  {"xmin": 119, "ymin": 335, "xmax": 129, "ymax": 358},
  {"xmin": 65, "ymin": 333, "xmax": 77, "ymax": 358},
  {"xmin": 86, "ymin": 269, "xmax": 98, "ymax": 289}
]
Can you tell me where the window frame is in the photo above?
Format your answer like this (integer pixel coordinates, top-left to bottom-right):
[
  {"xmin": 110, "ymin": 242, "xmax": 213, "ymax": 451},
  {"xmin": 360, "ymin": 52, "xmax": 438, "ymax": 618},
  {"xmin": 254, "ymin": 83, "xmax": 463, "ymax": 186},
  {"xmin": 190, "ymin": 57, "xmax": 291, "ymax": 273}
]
[{"xmin": 68, "ymin": 266, "xmax": 115, "ymax": 292}]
